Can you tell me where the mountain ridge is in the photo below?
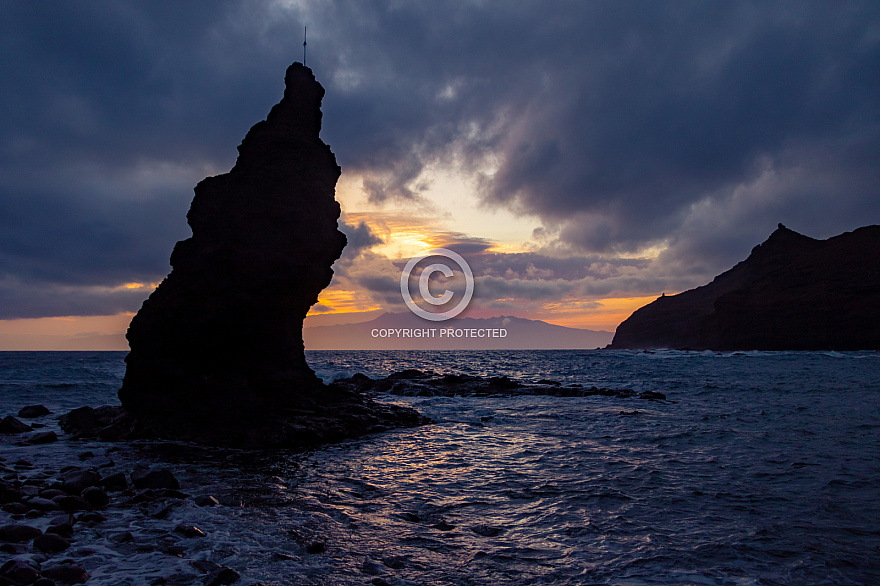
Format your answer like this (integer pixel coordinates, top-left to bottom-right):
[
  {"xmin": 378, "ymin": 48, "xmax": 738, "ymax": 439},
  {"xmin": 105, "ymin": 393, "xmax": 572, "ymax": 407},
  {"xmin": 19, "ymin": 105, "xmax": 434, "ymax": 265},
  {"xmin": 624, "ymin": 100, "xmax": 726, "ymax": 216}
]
[
  {"xmin": 610, "ymin": 224, "xmax": 880, "ymax": 350},
  {"xmin": 305, "ymin": 312, "xmax": 613, "ymax": 350}
]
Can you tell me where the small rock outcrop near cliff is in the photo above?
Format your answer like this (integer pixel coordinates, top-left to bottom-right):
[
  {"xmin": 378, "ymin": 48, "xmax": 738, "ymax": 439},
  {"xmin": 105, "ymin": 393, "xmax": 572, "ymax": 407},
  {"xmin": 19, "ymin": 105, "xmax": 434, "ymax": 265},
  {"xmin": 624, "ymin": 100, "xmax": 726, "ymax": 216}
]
[
  {"xmin": 610, "ymin": 224, "xmax": 880, "ymax": 350},
  {"xmin": 118, "ymin": 63, "xmax": 427, "ymax": 447}
]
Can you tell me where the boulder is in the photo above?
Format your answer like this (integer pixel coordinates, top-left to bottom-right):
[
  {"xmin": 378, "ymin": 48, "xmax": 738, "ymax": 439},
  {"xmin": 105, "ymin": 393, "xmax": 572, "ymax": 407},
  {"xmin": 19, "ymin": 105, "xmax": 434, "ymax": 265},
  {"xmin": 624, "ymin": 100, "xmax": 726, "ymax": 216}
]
[
  {"xmin": 34, "ymin": 532, "xmax": 71, "ymax": 553},
  {"xmin": 0, "ymin": 523, "xmax": 42, "ymax": 542},
  {"xmin": 131, "ymin": 468, "xmax": 179, "ymax": 490},
  {"xmin": 18, "ymin": 405, "xmax": 51, "ymax": 418},
  {"xmin": 0, "ymin": 416, "xmax": 32, "ymax": 434},
  {"xmin": 61, "ymin": 470, "xmax": 101, "ymax": 495}
]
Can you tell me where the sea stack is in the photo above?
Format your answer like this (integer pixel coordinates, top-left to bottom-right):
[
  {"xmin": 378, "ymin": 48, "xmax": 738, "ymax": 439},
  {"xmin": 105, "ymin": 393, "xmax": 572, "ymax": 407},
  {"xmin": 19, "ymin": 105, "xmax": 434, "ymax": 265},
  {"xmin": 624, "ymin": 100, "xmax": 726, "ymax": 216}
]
[
  {"xmin": 610, "ymin": 224, "xmax": 880, "ymax": 351},
  {"xmin": 119, "ymin": 63, "xmax": 426, "ymax": 446}
]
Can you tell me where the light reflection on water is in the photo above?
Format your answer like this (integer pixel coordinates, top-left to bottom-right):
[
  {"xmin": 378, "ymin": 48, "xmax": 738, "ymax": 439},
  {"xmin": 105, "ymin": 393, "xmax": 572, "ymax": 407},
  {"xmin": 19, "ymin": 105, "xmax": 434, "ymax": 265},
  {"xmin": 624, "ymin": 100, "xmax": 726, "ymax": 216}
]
[{"xmin": 0, "ymin": 350, "xmax": 878, "ymax": 584}]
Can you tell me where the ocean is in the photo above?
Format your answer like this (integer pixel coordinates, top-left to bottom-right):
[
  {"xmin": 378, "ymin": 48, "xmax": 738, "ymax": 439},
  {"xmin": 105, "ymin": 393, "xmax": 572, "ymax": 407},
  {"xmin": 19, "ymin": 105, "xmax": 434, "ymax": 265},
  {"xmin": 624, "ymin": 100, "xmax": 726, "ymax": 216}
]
[{"xmin": 1, "ymin": 350, "xmax": 878, "ymax": 585}]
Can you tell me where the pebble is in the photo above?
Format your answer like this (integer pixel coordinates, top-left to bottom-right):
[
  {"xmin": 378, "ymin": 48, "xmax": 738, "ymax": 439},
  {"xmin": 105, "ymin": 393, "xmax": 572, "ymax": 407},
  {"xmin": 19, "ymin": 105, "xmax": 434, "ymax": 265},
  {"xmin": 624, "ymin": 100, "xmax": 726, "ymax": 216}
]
[
  {"xmin": 0, "ymin": 523, "xmax": 42, "ymax": 542},
  {"xmin": 28, "ymin": 497, "xmax": 60, "ymax": 511},
  {"xmin": 46, "ymin": 522, "xmax": 74, "ymax": 538},
  {"xmin": 80, "ymin": 486, "xmax": 109, "ymax": 509},
  {"xmin": 34, "ymin": 532, "xmax": 71, "ymax": 553},
  {"xmin": 52, "ymin": 495, "xmax": 90, "ymax": 512}
]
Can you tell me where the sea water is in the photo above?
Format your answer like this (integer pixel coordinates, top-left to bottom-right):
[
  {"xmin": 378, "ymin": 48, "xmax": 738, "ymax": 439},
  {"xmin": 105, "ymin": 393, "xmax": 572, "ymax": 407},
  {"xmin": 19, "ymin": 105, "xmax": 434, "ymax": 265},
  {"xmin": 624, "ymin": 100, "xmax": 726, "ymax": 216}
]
[{"xmin": 0, "ymin": 350, "xmax": 878, "ymax": 585}]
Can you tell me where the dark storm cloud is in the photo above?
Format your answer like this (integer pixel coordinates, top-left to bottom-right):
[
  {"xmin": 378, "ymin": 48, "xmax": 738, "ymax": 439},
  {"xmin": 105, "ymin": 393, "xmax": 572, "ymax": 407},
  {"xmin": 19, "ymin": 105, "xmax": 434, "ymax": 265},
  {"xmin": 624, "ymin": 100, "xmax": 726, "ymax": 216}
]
[{"xmin": 1, "ymin": 1, "xmax": 879, "ymax": 318}]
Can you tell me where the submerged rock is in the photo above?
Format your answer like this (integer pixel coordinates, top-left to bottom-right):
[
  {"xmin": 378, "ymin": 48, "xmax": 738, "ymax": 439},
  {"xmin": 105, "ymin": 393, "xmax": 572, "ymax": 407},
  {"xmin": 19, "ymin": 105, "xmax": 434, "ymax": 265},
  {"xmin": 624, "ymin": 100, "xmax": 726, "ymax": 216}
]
[
  {"xmin": 115, "ymin": 62, "xmax": 427, "ymax": 448},
  {"xmin": 335, "ymin": 370, "xmax": 662, "ymax": 401}
]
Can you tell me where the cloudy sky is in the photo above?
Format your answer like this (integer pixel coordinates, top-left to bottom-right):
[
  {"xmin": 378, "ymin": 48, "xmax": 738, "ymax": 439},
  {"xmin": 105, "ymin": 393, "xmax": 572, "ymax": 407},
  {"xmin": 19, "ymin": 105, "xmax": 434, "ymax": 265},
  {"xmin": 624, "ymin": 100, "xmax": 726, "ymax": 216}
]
[{"xmin": 1, "ymin": 1, "xmax": 879, "ymax": 349}]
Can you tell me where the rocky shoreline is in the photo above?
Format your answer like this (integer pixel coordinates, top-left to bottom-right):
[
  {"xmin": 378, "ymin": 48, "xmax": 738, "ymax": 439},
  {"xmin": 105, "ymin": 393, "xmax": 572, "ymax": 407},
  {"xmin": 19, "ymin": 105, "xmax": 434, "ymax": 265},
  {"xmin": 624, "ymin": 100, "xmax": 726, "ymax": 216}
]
[
  {"xmin": 1, "ymin": 370, "xmax": 669, "ymax": 584},
  {"xmin": 1, "ymin": 411, "xmax": 243, "ymax": 585},
  {"xmin": 331, "ymin": 370, "xmax": 667, "ymax": 401}
]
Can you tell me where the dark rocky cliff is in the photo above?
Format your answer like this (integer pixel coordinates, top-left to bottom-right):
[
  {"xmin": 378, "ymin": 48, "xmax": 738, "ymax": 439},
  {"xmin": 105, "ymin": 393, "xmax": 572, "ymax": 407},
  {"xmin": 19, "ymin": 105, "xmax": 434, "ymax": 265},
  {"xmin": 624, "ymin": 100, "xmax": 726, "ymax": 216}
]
[
  {"xmin": 610, "ymin": 224, "xmax": 880, "ymax": 350},
  {"xmin": 118, "ymin": 63, "xmax": 426, "ymax": 446}
]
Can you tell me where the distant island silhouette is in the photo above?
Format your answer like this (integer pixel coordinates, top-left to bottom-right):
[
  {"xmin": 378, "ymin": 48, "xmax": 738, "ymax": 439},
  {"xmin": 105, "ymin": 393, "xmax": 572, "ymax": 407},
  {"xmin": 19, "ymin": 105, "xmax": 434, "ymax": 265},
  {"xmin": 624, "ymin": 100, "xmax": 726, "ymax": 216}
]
[
  {"xmin": 305, "ymin": 312, "xmax": 612, "ymax": 350},
  {"xmin": 610, "ymin": 224, "xmax": 880, "ymax": 350}
]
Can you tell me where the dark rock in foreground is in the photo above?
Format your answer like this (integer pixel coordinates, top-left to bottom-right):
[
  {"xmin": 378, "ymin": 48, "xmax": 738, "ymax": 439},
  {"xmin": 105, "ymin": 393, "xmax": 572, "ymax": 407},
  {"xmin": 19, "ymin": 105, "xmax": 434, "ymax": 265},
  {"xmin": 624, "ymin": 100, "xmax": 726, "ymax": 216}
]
[
  {"xmin": 610, "ymin": 224, "xmax": 880, "ymax": 350},
  {"xmin": 115, "ymin": 62, "xmax": 426, "ymax": 447},
  {"xmin": 333, "ymin": 370, "xmax": 665, "ymax": 401}
]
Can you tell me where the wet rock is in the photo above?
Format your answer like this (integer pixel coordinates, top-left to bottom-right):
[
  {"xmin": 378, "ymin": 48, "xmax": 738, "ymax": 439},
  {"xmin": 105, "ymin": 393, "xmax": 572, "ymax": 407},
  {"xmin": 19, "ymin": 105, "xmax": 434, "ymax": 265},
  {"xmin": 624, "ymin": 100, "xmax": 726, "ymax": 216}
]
[
  {"xmin": 34, "ymin": 578, "xmax": 56, "ymax": 586},
  {"xmin": 27, "ymin": 497, "xmax": 60, "ymax": 511},
  {"xmin": 99, "ymin": 472, "xmax": 128, "ymax": 491},
  {"xmin": 155, "ymin": 488, "xmax": 189, "ymax": 499},
  {"xmin": 131, "ymin": 468, "xmax": 180, "ymax": 490},
  {"xmin": 49, "ymin": 514, "xmax": 76, "ymax": 527},
  {"xmin": 46, "ymin": 522, "xmax": 74, "ymax": 538},
  {"xmin": 91, "ymin": 457, "xmax": 114, "ymax": 469},
  {"xmin": 0, "ymin": 416, "xmax": 32, "ymax": 434},
  {"xmin": 2, "ymin": 502, "xmax": 28, "ymax": 514},
  {"xmin": 0, "ymin": 559, "xmax": 41, "ymax": 585},
  {"xmin": 26, "ymin": 431, "xmax": 58, "ymax": 444},
  {"xmin": 305, "ymin": 541, "xmax": 324, "ymax": 554},
  {"xmin": 80, "ymin": 486, "xmax": 109, "ymax": 509},
  {"xmin": 126, "ymin": 489, "xmax": 158, "ymax": 504},
  {"xmin": 0, "ymin": 523, "xmax": 42, "ymax": 542},
  {"xmin": 41, "ymin": 561, "xmax": 89, "ymax": 584},
  {"xmin": 0, "ymin": 483, "xmax": 22, "ymax": 504},
  {"xmin": 18, "ymin": 405, "xmax": 51, "ymax": 418},
  {"xmin": 191, "ymin": 560, "xmax": 222, "ymax": 574},
  {"xmin": 77, "ymin": 512, "xmax": 106, "ymax": 524},
  {"xmin": 193, "ymin": 495, "xmax": 219, "ymax": 507},
  {"xmin": 150, "ymin": 503, "xmax": 174, "ymax": 520},
  {"xmin": 51, "ymin": 495, "xmax": 90, "ymax": 513},
  {"xmin": 174, "ymin": 524, "xmax": 206, "ymax": 538},
  {"xmin": 61, "ymin": 470, "xmax": 101, "ymax": 495},
  {"xmin": 0, "ymin": 542, "xmax": 22, "ymax": 554},
  {"xmin": 205, "ymin": 567, "xmax": 240, "ymax": 586},
  {"xmin": 58, "ymin": 405, "xmax": 128, "ymax": 438},
  {"xmin": 109, "ymin": 531, "xmax": 134, "ymax": 543},
  {"xmin": 39, "ymin": 489, "xmax": 64, "ymax": 500},
  {"xmin": 34, "ymin": 533, "xmax": 71, "ymax": 554}
]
